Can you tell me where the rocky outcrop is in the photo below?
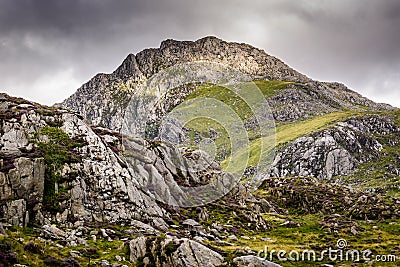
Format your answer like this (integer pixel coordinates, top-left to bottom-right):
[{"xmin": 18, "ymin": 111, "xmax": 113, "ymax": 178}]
[
  {"xmin": 1, "ymin": 157, "xmax": 45, "ymax": 227},
  {"xmin": 1, "ymin": 93, "xmax": 279, "ymax": 266},
  {"xmin": 0, "ymin": 93, "xmax": 242, "ymax": 229},
  {"xmin": 271, "ymin": 115, "xmax": 400, "ymax": 180},
  {"xmin": 0, "ymin": 94, "xmax": 165, "ymax": 226},
  {"xmin": 0, "ymin": 94, "xmax": 212, "ymax": 227},
  {"xmin": 129, "ymin": 235, "xmax": 224, "ymax": 267}
]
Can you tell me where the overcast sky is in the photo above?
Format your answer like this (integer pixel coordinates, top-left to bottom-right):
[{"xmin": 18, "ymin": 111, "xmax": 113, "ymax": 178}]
[{"xmin": 1, "ymin": 0, "xmax": 399, "ymax": 107}]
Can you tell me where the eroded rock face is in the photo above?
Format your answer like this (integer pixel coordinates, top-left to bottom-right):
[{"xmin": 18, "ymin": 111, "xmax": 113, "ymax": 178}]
[
  {"xmin": 1, "ymin": 157, "xmax": 45, "ymax": 226},
  {"xmin": 3, "ymin": 199, "xmax": 29, "ymax": 227},
  {"xmin": 58, "ymin": 113, "xmax": 167, "ymax": 224},
  {"xmin": 129, "ymin": 236, "xmax": 224, "ymax": 267},
  {"xmin": 123, "ymin": 138, "xmax": 236, "ymax": 207},
  {"xmin": 0, "ymin": 95, "xmax": 165, "ymax": 226},
  {"xmin": 5, "ymin": 157, "xmax": 45, "ymax": 203},
  {"xmin": 271, "ymin": 115, "xmax": 399, "ymax": 180}
]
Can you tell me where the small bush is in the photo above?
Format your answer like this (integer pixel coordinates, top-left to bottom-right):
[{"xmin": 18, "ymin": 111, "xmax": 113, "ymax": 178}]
[
  {"xmin": 33, "ymin": 126, "xmax": 87, "ymax": 214},
  {"xmin": 0, "ymin": 240, "xmax": 18, "ymax": 266},
  {"xmin": 44, "ymin": 256, "xmax": 63, "ymax": 266},
  {"xmin": 23, "ymin": 241, "xmax": 42, "ymax": 254},
  {"xmin": 164, "ymin": 240, "xmax": 180, "ymax": 256},
  {"xmin": 62, "ymin": 257, "xmax": 81, "ymax": 267}
]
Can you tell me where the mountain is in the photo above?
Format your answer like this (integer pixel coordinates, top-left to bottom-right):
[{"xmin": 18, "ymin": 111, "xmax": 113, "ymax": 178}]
[
  {"xmin": 1, "ymin": 37, "xmax": 400, "ymax": 267},
  {"xmin": 60, "ymin": 36, "xmax": 393, "ymax": 130},
  {"xmin": 60, "ymin": 36, "xmax": 399, "ymax": 193}
]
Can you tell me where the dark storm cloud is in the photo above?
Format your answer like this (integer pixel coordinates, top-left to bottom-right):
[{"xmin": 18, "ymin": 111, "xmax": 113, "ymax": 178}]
[{"xmin": 0, "ymin": 0, "xmax": 399, "ymax": 106}]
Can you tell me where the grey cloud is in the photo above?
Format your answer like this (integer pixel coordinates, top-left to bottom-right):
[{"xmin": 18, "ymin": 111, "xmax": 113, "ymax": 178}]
[{"xmin": 0, "ymin": 0, "xmax": 399, "ymax": 107}]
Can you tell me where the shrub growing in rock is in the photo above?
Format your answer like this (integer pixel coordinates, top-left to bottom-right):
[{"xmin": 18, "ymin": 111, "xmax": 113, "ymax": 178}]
[
  {"xmin": 44, "ymin": 256, "xmax": 63, "ymax": 266},
  {"xmin": 33, "ymin": 126, "xmax": 87, "ymax": 214},
  {"xmin": 0, "ymin": 240, "xmax": 18, "ymax": 266}
]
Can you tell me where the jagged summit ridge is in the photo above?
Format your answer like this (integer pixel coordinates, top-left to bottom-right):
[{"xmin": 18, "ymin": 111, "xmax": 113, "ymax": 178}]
[{"xmin": 132, "ymin": 36, "xmax": 308, "ymax": 80}]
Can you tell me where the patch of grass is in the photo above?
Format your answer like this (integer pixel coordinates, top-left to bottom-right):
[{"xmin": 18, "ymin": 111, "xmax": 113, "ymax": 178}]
[
  {"xmin": 1, "ymin": 227, "xmax": 131, "ymax": 266},
  {"xmin": 185, "ymin": 80, "xmax": 294, "ymax": 120},
  {"xmin": 274, "ymin": 111, "xmax": 367, "ymax": 147},
  {"xmin": 183, "ymin": 118, "xmax": 231, "ymax": 161},
  {"xmin": 253, "ymin": 80, "xmax": 295, "ymax": 97},
  {"xmin": 212, "ymin": 213, "xmax": 400, "ymax": 267},
  {"xmin": 341, "ymin": 140, "xmax": 400, "ymax": 197},
  {"xmin": 186, "ymin": 84, "xmax": 252, "ymax": 121},
  {"xmin": 390, "ymin": 109, "xmax": 400, "ymax": 127}
]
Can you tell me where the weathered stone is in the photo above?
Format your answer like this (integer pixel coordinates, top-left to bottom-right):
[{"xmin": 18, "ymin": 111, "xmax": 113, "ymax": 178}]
[
  {"xmin": 3, "ymin": 199, "xmax": 28, "ymax": 227},
  {"xmin": 42, "ymin": 225, "xmax": 68, "ymax": 240},
  {"xmin": 130, "ymin": 220, "xmax": 160, "ymax": 235},
  {"xmin": 1, "ymin": 157, "xmax": 45, "ymax": 204},
  {"xmin": 129, "ymin": 236, "xmax": 147, "ymax": 263},
  {"xmin": 129, "ymin": 236, "xmax": 224, "ymax": 266}
]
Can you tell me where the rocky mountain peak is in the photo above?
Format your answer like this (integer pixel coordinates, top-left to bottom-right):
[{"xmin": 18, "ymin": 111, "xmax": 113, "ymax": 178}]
[
  {"xmin": 112, "ymin": 53, "xmax": 143, "ymax": 81},
  {"xmin": 132, "ymin": 36, "xmax": 308, "ymax": 80},
  {"xmin": 61, "ymin": 37, "xmax": 394, "ymax": 132}
]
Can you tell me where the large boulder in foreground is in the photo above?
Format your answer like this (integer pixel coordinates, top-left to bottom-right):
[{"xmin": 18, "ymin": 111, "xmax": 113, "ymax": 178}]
[{"xmin": 129, "ymin": 236, "xmax": 224, "ymax": 267}]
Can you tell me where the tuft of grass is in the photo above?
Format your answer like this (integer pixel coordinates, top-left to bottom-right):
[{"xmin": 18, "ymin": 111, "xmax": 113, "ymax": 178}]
[{"xmin": 253, "ymin": 80, "xmax": 295, "ymax": 97}]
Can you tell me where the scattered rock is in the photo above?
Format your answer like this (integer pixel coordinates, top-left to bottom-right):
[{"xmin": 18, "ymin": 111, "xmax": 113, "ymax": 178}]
[
  {"xmin": 129, "ymin": 236, "xmax": 224, "ymax": 266},
  {"xmin": 233, "ymin": 255, "xmax": 282, "ymax": 267},
  {"xmin": 228, "ymin": 235, "xmax": 238, "ymax": 241},
  {"xmin": 280, "ymin": 221, "xmax": 300, "ymax": 228},
  {"xmin": 42, "ymin": 225, "xmax": 67, "ymax": 240}
]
